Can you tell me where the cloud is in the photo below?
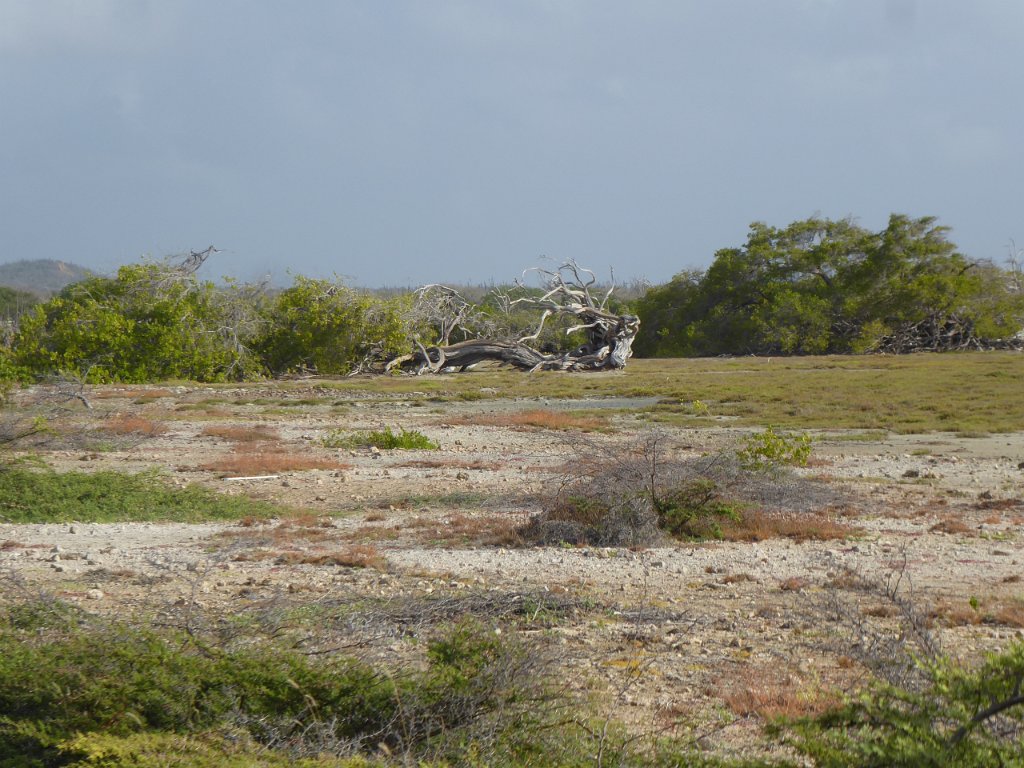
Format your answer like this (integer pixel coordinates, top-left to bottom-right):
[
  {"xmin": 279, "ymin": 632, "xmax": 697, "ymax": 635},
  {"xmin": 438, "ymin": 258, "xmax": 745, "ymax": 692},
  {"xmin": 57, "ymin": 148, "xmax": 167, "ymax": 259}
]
[{"xmin": 0, "ymin": 1, "xmax": 176, "ymax": 55}]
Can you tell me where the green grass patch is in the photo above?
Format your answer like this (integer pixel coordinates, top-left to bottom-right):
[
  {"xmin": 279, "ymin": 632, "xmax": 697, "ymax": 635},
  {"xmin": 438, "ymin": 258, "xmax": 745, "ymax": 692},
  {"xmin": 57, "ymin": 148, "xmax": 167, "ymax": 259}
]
[
  {"xmin": 0, "ymin": 468, "xmax": 282, "ymax": 524},
  {"xmin": 322, "ymin": 426, "xmax": 438, "ymax": 450}
]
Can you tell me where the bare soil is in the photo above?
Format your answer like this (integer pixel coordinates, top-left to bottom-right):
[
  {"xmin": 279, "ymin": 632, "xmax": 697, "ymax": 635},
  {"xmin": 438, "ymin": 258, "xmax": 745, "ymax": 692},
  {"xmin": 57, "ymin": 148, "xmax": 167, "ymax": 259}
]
[{"xmin": 3, "ymin": 381, "xmax": 1023, "ymax": 758}]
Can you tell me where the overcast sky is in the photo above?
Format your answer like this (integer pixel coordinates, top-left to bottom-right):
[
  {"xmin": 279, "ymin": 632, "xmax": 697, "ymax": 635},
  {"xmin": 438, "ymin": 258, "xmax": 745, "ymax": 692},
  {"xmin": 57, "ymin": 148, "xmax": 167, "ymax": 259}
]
[{"xmin": 1, "ymin": 1, "xmax": 1021, "ymax": 287}]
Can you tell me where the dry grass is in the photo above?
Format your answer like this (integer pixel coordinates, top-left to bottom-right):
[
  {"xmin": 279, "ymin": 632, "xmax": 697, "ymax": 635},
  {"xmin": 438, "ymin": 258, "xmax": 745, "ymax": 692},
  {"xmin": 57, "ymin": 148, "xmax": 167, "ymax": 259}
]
[
  {"xmin": 101, "ymin": 415, "xmax": 168, "ymax": 436},
  {"xmin": 779, "ymin": 576, "xmax": 810, "ymax": 592},
  {"xmin": 401, "ymin": 512, "xmax": 520, "ymax": 546},
  {"xmin": 198, "ymin": 445, "xmax": 348, "ymax": 476},
  {"xmin": 200, "ymin": 424, "xmax": 281, "ymax": 442},
  {"xmin": 396, "ymin": 458, "xmax": 503, "ymax": 471},
  {"xmin": 92, "ymin": 388, "xmax": 174, "ymax": 401},
  {"xmin": 275, "ymin": 544, "xmax": 387, "ymax": 570},
  {"xmin": 723, "ymin": 667, "xmax": 839, "ymax": 720},
  {"xmin": 721, "ymin": 572, "xmax": 758, "ymax": 584},
  {"xmin": 448, "ymin": 409, "xmax": 606, "ymax": 432},
  {"xmin": 929, "ymin": 597, "xmax": 1024, "ymax": 628},
  {"xmin": 721, "ymin": 509, "xmax": 859, "ymax": 542},
  {"xmin": 929, "ymin": 517, "xmax": 973, "ymax": 535}
]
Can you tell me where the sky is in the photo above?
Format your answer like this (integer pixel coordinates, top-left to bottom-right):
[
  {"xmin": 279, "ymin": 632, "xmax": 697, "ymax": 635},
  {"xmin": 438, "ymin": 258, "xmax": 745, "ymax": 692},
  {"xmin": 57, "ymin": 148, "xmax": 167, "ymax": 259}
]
[{"xmin": 1, "ymin": 1, "xmax": 1022, "ymax": 287}]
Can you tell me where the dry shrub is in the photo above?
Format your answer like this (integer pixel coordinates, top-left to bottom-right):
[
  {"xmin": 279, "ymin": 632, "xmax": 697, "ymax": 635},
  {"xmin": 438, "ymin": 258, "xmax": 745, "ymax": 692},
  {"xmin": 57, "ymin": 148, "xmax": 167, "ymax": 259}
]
[
  {"xmin": 975, "ymin": 497, "xmax": 1024, "ymax": 511},
  {"xmin": 929, "ymin": 517, "xmax": 972, "ymax": 535},
  {"xmin": 450, "ymin": 409, "xmax": 605, "ymax": 431},
  {"xmin": 281, "ymin": 544, "xmax": 387, "ymax": 570},
  {"xmin": 993, "ymin": 601, "xmax": 1024, "ymax": 628},
  {"xmin": 101, "ymin": 415, "xmax": 168, "ymax": 436},
  {"xmin": 723, "ymin": 668, "xmax": 839, "ymax": 720},
  {"xmin": 216, "ymin": 516, "xmax": 340, "ymax": 551},
  {"xmin": 199, "ymin": 446, "xmax": 348, "ymax": 476},
  {"xmin": 201, "ymin": 424, "xmax": 281, "ymax": 442},
  {"xmin": 404, "ymin": 513, "xmax": 519, "ymax": 546},
  {"xmin": 1002, "ymin": 574, "xmax": 1022, "ymax": 584},
  {"xmin": 780, "ymin": 576, "xmax": 810, "ymax": 592},
  {"xmin": 339, "ymin": 525, "xmax": 401, "ymax": 543},
  {"xmin": 722, "ymin": 509, "xmax": 858, "ymax": 542},
  {"xmin": 931, "ymin": 598, "xmax": 1024, "ymax": 628}
]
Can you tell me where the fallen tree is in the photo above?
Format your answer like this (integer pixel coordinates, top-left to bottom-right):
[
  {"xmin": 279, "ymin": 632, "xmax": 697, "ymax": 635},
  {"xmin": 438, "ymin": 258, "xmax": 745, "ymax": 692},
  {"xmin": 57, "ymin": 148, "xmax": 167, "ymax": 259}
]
[
  {"xmin": 870, "ymin": 313, "xmax": 1024, "ymax": 354},
  {"xmin": 386, "ymin": 262, "xmax": 640, "ymax": 373}
]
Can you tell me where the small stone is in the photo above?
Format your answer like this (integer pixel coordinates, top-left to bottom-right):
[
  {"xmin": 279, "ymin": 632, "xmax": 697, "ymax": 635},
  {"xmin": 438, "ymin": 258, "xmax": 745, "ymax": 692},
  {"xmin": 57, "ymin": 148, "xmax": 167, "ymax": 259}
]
[{"xmin": 85, "ymin": 589, "xmax": 104, "ymax": 600}]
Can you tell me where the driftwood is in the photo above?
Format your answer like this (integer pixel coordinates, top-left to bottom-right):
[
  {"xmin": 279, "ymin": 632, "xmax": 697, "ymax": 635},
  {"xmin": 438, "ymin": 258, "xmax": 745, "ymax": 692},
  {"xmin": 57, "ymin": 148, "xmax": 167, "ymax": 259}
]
[
  {"xmin": 387, "ymin": 262, "xmax": 640, "ymax": 373},
  {"xmin": 871, "ymin": 313, "xmax": 1024, "ymax": 354}
]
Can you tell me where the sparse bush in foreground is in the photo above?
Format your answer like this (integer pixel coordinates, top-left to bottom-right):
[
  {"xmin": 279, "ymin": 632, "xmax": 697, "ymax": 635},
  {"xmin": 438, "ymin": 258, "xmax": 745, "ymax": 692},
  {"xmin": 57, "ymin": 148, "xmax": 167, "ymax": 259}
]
[
  {"xmin": 0, "ymin": 602, "xmax": 615, "ymax": 768},
  {"xmin": 786, "ymin": 639, "xmax": 1024, "ymax": 767}
]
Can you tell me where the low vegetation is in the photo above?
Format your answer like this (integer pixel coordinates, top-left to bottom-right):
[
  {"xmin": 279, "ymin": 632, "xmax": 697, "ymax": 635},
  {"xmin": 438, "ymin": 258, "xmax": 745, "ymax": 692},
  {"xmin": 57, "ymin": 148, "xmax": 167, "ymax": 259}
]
[
  {"xmin": 0, "ymin": 468, "xmax": 282, "ymax": 523},
  {"xmin": 321, "ymin": 426, "xmax": 438, "ymax": 450}
]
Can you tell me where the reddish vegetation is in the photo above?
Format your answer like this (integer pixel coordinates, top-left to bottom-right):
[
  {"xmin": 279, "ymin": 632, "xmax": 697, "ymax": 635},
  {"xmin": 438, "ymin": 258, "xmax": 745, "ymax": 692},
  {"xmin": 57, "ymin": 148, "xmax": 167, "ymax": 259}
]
[
  {"xmin": 722, "ymin": 509, "xmax": 859, "ymax": 543},
  {"xmin": 200, "ymin": 425, "xmax": 282, "ymax": 442},
  {"xmin": 723, "ymin": 668, "xmax": 839, "ymax": 720},
  {"xmin": 929, "ymin": 517, "xmax": 973, "ymax": 535},
  {"xmin": 199, "ymin": 445, "xmax": 348, "ymax": 476},
  {"xmin": 101, "ymin": 415, "xmax": 169, "ymax": 436}
]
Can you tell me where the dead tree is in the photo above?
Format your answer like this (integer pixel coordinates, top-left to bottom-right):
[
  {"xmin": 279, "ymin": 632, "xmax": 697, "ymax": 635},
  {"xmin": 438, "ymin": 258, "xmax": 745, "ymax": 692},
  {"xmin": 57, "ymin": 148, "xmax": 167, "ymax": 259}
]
[{"xmin": 386, "ymin": 262, "xmax": 640, "ymax": 373}]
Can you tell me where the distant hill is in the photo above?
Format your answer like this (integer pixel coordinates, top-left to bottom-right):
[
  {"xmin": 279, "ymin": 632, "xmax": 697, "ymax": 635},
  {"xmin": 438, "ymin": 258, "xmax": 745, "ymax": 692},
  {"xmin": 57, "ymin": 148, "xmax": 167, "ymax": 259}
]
[{"xmin": 0, "ymin": 259, "xmax": 92, "ymax": 296}]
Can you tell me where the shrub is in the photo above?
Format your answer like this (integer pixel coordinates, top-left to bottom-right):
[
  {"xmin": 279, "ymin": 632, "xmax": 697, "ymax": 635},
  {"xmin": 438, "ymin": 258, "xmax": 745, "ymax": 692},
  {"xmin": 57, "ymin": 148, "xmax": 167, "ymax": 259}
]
[
  {"xmin": 736, "ymin": 427, "xmax": 813, "ymax": 472},
  {"xmin": 787, "ymin": 639, "xmax": 1024, "ymax": 767},
  {"xmin": 0, "ymin": 603, "xmax": 570, "ymax": 767},
  {"xmin": 653, "ymin": 478, "xmax": 741, "ymax": 540}
]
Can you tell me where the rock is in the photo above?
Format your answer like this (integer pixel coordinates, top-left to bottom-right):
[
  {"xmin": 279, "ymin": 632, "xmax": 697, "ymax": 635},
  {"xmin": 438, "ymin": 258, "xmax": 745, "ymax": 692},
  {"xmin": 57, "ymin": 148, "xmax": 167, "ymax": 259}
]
[{"xmin": 85, "ymin": 589, "xmax": 104, "ymax": 600}]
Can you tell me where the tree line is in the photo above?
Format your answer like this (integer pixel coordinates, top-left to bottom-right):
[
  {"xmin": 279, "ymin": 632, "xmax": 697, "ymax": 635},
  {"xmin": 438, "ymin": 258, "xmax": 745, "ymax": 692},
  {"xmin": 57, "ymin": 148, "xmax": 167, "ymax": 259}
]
[
  {"xmin": 1, "ymin": 213, "xmax": 1022, "ymax": 384},
  {"xmin": 635, "ymin": 214, "xmax": 1023, "ymax": 357}
]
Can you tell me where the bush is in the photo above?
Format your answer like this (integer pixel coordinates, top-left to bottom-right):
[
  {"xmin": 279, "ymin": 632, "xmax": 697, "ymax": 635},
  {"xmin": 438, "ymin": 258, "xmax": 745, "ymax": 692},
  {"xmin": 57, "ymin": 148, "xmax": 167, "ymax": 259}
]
[
  {"xmin": 736, "ymin": 427, "xmax": 812, "ymax": 472},
  {"xmin": 787, "ymin": 639, "xmax": 1024, "ymax": 767},
  {"xmin": 256, "ymin": 277, "xmax": 416, "ymax": 375},
  {"xmin": 12, "ymin": 262, "xmax": 264, "ymax": 383},
  {"xmin": 0, "ymin": 604, "xmax": 571, "ymax": 767}
]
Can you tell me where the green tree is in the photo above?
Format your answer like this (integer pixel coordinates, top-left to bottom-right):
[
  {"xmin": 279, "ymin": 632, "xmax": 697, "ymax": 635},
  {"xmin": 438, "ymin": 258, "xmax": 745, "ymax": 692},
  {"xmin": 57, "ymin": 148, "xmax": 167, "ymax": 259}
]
[
  {"xmin": 12, "ymin": 262, "xmax": 263, "ymax": 383},
  {"xmin": 256, "ymin": 276, "xmax": 416, "ymax": 375},
  {"xmin": 636, "ymin": 214, "xmax": 1024, "ymax": 357}
]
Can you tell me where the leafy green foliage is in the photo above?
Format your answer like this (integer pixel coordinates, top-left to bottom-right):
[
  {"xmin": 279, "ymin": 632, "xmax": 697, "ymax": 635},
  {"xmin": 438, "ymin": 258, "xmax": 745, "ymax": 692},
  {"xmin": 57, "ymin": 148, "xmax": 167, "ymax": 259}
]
[
  {"xmin": 636, "ymin": 214, "xmax": 1024, "ymax": 357},
  {"xmin": 12, "ymin": 263, "xmax": 264, "ymax": 383},
  {"xmin": 0, "ymin": 468, "xmax": 282, "ymax": 523},
  {"xmin": 653, "ymin": 478, "xmax": 741, "ymax": 540},
  {"xmin": 788, "ymin": 639, "xmax": 1024, "ymax": 767},
  {"xmin": 321, "ymin": 426, "xmax": 438, "ymax": 450},
  {"xmin": 736, "ymin": 427, "xmax": 813, "ymax": 472},
  {"xmin": 0, "ymin": 604, "xmax": 578, "ymax": 768},
  {"xmin": 257, "ymin": 276, "xmax": 416, "ymax": 375}
]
